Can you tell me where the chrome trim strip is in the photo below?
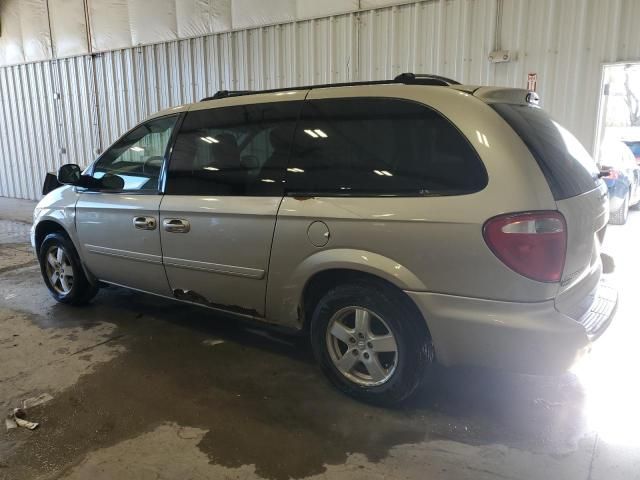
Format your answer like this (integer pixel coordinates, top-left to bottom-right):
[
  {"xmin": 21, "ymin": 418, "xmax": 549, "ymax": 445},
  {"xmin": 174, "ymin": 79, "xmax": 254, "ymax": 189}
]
[
  {"xmin": 163, "ymin": 256, "xmax": 265, "ymax": 279},
  {"xmin": 85, "ymin": 244, "xmax": 163, "ymax": 265}
]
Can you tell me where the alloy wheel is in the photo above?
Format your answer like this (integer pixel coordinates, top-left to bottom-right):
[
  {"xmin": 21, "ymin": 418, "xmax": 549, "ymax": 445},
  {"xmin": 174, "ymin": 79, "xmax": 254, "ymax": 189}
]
[
  {"xmin": 44, "ymin": 246, "xmax": 74, "ymax": 295},
  {"xmin": 325, "ymin": 306, "xmax": 398, "ymax": 386}
]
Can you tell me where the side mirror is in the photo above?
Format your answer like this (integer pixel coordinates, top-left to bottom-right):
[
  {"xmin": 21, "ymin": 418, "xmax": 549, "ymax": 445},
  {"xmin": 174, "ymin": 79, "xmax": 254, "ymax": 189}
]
[
  {"xmin": 42, "ymin": 172, "xmax": 62, "ymax": 195},
  {"xmin": 57, "ymin": 164, "xmax": 82, "ymax": 185}
]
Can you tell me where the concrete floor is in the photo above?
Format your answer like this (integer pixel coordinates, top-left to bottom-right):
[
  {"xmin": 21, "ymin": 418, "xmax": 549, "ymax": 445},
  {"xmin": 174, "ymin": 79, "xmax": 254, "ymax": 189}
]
[{"xmin": 0, "ymin": 196, "xmax": 639, "ymax": 480}]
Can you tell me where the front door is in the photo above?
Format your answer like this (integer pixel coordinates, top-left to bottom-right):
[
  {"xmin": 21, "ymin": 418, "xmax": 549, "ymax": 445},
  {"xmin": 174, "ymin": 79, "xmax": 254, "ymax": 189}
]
[
  {"xmin": 75, "ymin": 115, "xmax": 178, "ymax": 295},
  {"xmin": 160, "ymin": 96, "xmax": 304, "ymax": 316}
]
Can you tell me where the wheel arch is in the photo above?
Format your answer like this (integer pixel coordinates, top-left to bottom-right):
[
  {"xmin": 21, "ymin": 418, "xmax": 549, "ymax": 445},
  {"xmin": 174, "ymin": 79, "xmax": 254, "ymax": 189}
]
[
  {"xmin": 34, "ymin": 219, "xmax": 71, "ymax": 254},
  {"xmin": 34, "ymin": 219, "xmax": 97, "ymax": 285},
  {"xmin": 293, "ymin": 250, "xmax": 432, "ymax": 344}
]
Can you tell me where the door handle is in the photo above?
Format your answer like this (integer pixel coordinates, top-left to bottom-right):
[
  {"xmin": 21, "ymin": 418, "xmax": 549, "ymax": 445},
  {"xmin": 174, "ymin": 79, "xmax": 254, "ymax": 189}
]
[
  {"xmin": 163, "ymin": 218, "xmax": 191, "ymax": 233},
  {"xmin": 133, "ymin": 216, "xmax": 157, "ymax": 230}
]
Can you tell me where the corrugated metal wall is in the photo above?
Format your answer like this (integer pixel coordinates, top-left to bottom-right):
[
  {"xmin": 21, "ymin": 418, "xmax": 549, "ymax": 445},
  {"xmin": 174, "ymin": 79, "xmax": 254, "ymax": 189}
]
[{"xmin": 1, "ymin": 0, "xmax": 639, "ymax": 200}]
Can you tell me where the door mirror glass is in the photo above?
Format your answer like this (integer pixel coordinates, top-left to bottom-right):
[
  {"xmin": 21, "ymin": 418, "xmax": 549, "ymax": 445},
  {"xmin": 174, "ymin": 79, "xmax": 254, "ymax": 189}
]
[{"xmin": 57, "ymin": 164, "xmax": 82, "ymax": 185}]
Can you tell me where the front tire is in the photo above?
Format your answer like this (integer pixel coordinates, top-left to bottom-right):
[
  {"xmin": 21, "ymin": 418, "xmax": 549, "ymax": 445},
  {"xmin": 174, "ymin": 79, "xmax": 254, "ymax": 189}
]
[
  {"xmin": 38, "ymin": 233, "xmax": 98, "ymax": 305},
  {"xmin": 310, "ymin": 280, "xmax": 434, "ymax": 405}
]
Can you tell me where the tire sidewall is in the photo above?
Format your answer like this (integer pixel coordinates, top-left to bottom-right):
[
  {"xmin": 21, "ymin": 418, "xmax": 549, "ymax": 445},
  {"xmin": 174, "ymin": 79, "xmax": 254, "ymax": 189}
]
[
  {"xmin": 610, "ymin": 191, "xmax": 630, "ymax": 225},
  {"xmin": 39, "ymin": 233, "xmax": 88, "ymax": 304},
  {"xmin": 310, "ymin": 282, "xmax": 432, "ymax": 405}
]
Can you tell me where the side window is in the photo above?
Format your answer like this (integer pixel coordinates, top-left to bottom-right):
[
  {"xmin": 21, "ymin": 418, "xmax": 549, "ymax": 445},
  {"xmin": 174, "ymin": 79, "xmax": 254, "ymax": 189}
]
[
  {"xmin": 166, "ymin": 102, "xmax": 301, "ymax": 196},
  {"xmin": 286, "ymin": 98, "xmax": 487, "ymax": 196},
  {"xmin": 92, "ymin": 115, "xmax": 178, "ymax": 191}
]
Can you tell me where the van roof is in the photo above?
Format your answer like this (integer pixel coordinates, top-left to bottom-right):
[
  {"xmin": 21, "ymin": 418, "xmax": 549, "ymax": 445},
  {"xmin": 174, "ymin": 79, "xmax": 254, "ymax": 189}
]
[
  {"xmin": 147, "ymin": 73, "xmax": 537, "ymax": 120},
  {"xmin": 198, "ymin": 73, "xmax": 461, "ymax": 102}
]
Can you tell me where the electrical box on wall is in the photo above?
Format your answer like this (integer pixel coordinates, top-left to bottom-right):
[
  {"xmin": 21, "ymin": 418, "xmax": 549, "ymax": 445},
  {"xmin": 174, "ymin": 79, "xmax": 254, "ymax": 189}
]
[{"xmin": 488, "ymin": 50, "xmax": 512, "ymax": 63}]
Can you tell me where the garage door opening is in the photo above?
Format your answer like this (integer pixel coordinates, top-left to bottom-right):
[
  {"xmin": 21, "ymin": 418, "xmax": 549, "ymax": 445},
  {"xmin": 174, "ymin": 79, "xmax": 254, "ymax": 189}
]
[
  {"xmin": 595, "ymin": 63, "xmax": 640, "ymax": 164},
  {"xmin": 594, "ymin": 62, "xmax": 640, "ymax": 225}
]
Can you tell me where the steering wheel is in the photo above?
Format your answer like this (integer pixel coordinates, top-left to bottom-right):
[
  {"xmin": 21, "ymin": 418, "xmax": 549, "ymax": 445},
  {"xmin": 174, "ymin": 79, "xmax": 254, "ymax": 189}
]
[{"xmin": 143, "ymin": 156, "xmax": 164, "ymax": 174}]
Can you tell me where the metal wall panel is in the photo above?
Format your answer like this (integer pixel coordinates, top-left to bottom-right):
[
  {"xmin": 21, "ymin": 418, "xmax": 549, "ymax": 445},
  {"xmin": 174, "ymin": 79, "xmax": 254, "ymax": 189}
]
[
  {"xmin": 0, "ymin": 62, "xmax": 61, "ymax": 199},
  {"xmin": 498, "ymin": 0, "xmax": 640, "ymax": 153},
  {"xmin": 0, "ymin": 57, "xmax": 98, "ymax": 199},
  {"xmin": 2, "ymin": 0, "xmax": 640, "ymax": 200},
  {"xmin": 358, "ymin": 0, "xmax": 640, "ymax": 151}
]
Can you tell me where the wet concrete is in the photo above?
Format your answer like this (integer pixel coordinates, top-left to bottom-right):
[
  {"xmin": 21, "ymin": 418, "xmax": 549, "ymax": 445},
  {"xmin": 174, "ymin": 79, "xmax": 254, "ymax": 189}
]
[
  {"xmin": 0, "ymin": 198, "xmax": 37, "ymax": 224},
  {"xmin": 0, "ymin": 202, "xmax": 639, "ymax": 480}
]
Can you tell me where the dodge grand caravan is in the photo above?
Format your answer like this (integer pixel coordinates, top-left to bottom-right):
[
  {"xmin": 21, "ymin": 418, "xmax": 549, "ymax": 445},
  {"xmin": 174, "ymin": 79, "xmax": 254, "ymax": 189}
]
[{"xmin": 32, "ymin": 73, "xmax": 617, "ymax": 404}]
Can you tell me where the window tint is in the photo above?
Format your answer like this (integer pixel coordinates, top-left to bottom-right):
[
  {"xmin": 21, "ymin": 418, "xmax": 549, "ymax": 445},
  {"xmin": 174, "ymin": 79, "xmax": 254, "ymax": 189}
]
[
  {"xmin": 166, "ymin": 102, "xmax": 301, "ymax": 196},
  {"xmin": 491, "ymin": 103, "xmax": 599, "ymax": 200},
  {"xmin": 92, "ymin": 115, "xmax": 177, "ymax": 191},
  {"xmin": 285, "ymin": 98, "xmax": 486, "ymax": 196}
]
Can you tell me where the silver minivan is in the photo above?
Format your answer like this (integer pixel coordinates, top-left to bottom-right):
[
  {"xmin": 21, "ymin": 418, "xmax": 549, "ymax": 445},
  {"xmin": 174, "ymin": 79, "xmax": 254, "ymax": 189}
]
[{"xmin": 32, "ymin": 74, "xmax": 617, "ymax": 404}]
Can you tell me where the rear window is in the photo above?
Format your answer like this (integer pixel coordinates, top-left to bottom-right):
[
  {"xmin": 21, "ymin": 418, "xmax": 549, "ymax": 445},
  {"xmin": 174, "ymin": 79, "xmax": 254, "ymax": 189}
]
[{"xmin": 492, "ymin": 103, "xmax": 599, "ymax": 200}]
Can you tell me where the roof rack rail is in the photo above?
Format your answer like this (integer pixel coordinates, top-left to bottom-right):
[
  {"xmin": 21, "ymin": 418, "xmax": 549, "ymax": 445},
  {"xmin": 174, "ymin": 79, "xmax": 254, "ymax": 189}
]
[
  {"xmin": 204, "ymin": 90, "xmax": 253, "ymax": 101},
  {"xmin": 200, "ymin": 72, "xmax": 459, "ymax": 101},
  {"xmin": 393, "ymin": 72, "xmax": 460, "ymax": 86}
]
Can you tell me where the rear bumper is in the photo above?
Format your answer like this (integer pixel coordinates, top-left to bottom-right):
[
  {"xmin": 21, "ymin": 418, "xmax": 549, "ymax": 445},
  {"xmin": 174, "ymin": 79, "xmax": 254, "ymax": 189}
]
[
  {"xmin": 570, "ymin": 281, "xmax": 617, "ymax": 341},
  {"xmin": 406, "ymin": 279, "xmax": 617, "ymax": 375}
]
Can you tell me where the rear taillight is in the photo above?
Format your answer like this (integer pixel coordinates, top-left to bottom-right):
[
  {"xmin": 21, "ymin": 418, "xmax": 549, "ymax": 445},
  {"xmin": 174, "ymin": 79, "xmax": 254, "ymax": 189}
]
[
  {"xmin": 483, "ymin": 211, "xmax": 567, "ymax": 283},
  {"xmin": 600, "ymin": 167, "xmax": 619, "ymax": 180}
]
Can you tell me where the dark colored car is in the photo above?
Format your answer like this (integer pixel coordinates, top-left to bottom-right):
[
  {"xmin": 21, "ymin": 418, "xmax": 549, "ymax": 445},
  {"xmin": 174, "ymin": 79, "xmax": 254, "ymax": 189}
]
[
  {"xmin": 599, "ymin": 141, "xmax": 640, "ymax": 224},
  {"xmin": 623, "ymin": 140, "xmax": 640, "ymax": 165}
]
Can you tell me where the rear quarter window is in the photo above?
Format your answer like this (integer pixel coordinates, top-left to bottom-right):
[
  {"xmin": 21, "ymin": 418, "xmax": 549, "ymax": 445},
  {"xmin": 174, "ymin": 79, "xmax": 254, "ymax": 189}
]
[
  {"xmin": 491, "ymin": 103, "xmax": 600, "ymax": 200},
  {"xmin": 286, "ymin": 98, "xmax": 487, "ymax": 196}
]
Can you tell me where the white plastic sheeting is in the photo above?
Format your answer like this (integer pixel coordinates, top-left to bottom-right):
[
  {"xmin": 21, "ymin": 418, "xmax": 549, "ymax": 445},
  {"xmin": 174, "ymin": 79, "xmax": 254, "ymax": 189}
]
[
  {"xmin": 176, "ymin": 0, "xmax": 232, "ymax": 38},
  {"xmin": 129, "ymin": 0, "xmax": 178, "ymax": 46},
  {"xmin": 0, "ymin": 0, "xmax": 419, "ymax": 65},
  {"xmin": 18, "ymin": 0, "xmax": 52, "ymax": 62},
  {"xmin": 0, "ymin": 0, "xmax": 55, "ymax": 64},
  {"xmin": 87, "ymin": 0, "xmax": 132, "ymax": 52},
  {"xmin": 0, "ymin": 0, "xmax": 25, "ymax": 66},
  {"xmin": 49, "ymin": 0, "xmax": 90, "ymax": 58},
  {"xmin": 1, "ymin": 0, "xmax": 640, "ymax": 200},
  {"xmin": 232, "ymin": 0, "xmax": 297, "ymax": 30},
  {"xmin": 297, "ymin": 0, "xmax": 360, "ymax": 19}
]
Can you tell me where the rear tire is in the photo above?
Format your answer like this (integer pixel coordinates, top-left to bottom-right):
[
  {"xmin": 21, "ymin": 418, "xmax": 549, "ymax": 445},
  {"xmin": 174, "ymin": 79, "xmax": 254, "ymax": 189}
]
[
  {"xmin": 310, "ymin": 280, "xmax": 434, "ymax": 406},
  {"xmin": 609, "ymin": 193, "xmax": 629, "ymax": 225},
  {"xmin": 38, "ymin": 233, "xmax": 99, "ymax": 305}
]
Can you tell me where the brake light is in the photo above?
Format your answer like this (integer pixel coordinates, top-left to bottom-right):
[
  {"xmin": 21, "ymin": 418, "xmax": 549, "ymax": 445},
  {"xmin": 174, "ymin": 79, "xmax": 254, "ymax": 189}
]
[
  {"xmin": 483, "ymin": 212, "xmax": 567, "ymax": 283},
  {"xmin": 600, "ymin": 167, "xmax": 619, "ymax": 179}
]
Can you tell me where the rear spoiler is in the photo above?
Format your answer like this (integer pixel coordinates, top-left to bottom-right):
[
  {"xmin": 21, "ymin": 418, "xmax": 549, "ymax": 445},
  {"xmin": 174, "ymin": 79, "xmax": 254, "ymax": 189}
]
[{"xmin": 473, "ymin": 87, "xmax": 539, "ymax": 106}]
